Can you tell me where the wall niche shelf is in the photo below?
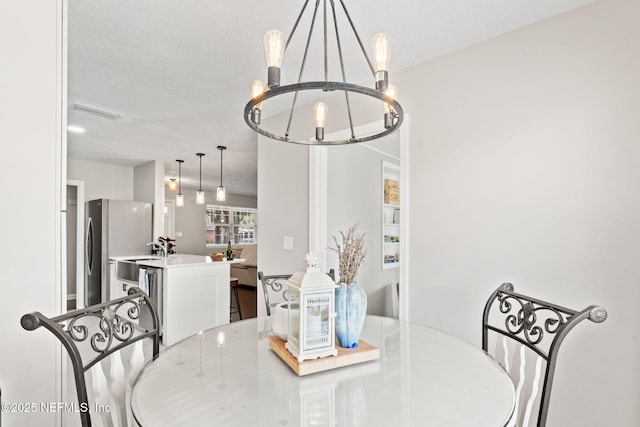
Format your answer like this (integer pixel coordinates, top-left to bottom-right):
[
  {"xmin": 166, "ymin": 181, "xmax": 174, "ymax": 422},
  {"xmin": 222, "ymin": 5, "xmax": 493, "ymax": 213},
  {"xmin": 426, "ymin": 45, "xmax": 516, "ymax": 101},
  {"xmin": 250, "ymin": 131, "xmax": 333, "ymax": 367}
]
[{"xmin": 382, "ymin": 161, "xmax": 400, "ymax": 270}]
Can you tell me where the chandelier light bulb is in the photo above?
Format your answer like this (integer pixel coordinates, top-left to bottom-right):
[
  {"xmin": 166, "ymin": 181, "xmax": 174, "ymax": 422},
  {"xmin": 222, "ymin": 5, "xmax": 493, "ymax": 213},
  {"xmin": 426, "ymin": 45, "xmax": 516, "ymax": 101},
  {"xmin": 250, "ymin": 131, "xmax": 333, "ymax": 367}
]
[
  {"xmin": 384, "ymin": 84, "xmax": 398, "ymax": 113},
  {"xmin": 250, "ymin": 80, "xmax": 267, "ymax": 125},
  {"xmin": 372, "ymin": 33, "xmax": 392, "ymax": 71},
  {"xmin": 372, "ymin": 33, "xmax": 391, "ymax": 90},
  {"xmin": 264, "ymin": 30, "xmax": 285, "ymax": 67},
  {"xmin": 250, "ymin": 80, "xmax": 266, "ymax": 106},
  {"xmin": 313, "ymin": 102, "xmax": 328, "ymax": 128},
  {"xmin": 264, "ymin": 29, "xmax": 285, "ymax": 87},
  {"xmin": 384, "ymin": 84, "xmax": 399, "ymax": 129},
  {"xmin": 313, "ymin": 102, "xmax": 328, "ymax": 141}
]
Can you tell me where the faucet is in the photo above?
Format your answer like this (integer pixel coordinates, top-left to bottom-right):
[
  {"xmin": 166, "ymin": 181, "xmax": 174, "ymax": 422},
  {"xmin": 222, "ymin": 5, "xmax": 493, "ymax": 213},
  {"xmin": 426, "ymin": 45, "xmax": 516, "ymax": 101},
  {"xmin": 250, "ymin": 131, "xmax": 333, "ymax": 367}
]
[{"xmin": 146, "ymin": 241, "xmax": 167, "ymax": 258}]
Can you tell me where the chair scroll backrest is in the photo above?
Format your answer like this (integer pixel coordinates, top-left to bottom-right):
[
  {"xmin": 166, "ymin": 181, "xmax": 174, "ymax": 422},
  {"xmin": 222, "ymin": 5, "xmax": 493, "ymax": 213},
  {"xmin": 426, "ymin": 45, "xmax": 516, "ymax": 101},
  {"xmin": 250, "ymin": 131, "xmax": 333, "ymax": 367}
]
[
  {"xmin": 258, "ymin": 272, "xmax": 293, "ymax": 316},
  {"xmin": 21, "ymin": 288, "xmax": 160, "ymax": 427},
  {"xmin": 482, "ymin": 283, "xmax": 607, "ymax": 427},
  {"xmin": 258, "ymin": 269, "xmax": 336, "ymax": 316}
]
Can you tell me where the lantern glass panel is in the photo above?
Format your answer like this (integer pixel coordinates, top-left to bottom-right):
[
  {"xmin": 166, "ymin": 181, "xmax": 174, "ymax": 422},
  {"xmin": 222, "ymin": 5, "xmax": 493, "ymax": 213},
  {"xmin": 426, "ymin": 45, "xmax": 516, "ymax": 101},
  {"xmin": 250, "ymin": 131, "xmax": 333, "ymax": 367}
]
[
  {"xmin": 303, "ymin": 293, "xmax": 332, "ymax": 350},
  {"xmin": 288, "ymin": 287, "xmax": 301, "ymax": 347}
]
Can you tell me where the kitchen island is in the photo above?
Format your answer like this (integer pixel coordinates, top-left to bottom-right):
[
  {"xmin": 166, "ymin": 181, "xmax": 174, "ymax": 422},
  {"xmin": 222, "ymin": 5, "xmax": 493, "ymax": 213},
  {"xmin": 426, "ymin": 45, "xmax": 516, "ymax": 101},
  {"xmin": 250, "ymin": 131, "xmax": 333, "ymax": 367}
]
[{"xmin": 111, "ymin": 254, "xmax": 244, "ymax": 346}]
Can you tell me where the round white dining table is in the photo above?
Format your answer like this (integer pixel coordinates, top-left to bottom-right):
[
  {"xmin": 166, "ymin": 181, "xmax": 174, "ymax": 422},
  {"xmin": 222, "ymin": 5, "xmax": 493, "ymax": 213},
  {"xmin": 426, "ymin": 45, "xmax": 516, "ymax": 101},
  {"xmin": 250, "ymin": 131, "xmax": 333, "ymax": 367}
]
[{"xmin": 131, "ymin": 315, "xmax": 515, "ymax": 426}]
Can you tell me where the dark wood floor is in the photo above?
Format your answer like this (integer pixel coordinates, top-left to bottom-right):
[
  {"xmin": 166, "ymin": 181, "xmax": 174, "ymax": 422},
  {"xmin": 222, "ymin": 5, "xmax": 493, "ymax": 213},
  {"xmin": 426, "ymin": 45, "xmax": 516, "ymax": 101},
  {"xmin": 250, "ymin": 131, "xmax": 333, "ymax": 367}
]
[{"xmin": 231, "ymin": 285, "xmax": 257, "ymax": 322}]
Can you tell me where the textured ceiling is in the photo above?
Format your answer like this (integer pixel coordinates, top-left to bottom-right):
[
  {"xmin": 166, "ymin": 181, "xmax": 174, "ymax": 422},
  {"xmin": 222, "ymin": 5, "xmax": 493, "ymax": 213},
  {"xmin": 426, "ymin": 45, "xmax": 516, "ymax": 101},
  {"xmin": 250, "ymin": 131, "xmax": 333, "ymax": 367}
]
[{"xmin": 67, "ymin": 0, "xmax": 593, "ymax": 196}]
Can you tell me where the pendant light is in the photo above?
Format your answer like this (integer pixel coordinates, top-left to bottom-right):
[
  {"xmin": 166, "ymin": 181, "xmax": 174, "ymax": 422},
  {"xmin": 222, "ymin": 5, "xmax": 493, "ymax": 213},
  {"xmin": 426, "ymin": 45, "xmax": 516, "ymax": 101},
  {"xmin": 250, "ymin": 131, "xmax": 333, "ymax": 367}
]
[
  {"xmin": 168, "ymin": 178, "xmax": 177, "ymax": 191},
  {"xmin": 217, "ymin": 146, "xmax": 226, "ymax": 202},
  {"xmin": 196, "ymin": 153, "xmax": 205, "ymax": 204},
  {"xmin": 176, "ymin": 159, "xmax": 184, "ymax": 207}
]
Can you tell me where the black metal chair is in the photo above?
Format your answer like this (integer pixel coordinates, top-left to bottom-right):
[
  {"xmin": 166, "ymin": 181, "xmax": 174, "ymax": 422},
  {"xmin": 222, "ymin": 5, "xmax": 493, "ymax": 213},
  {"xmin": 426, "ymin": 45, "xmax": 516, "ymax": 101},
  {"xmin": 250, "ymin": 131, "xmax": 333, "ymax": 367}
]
[
  {"xmin": 482, "ymin": 283, "xmax": 607, "ymax": 427},
  {"xmin": 21, "ymin": 288, "xmax": 160, "ymax": 427},
  {"xmin": 258, "ymin": 269, "xmax": 335, "ymax": 316}
]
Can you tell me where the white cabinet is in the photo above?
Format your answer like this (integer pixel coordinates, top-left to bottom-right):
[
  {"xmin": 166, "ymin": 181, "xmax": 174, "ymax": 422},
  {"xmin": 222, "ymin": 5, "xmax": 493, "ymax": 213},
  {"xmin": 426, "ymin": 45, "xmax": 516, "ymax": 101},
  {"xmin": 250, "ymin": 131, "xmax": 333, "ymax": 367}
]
[
  {"xmin": 382, "ymin": 161, "xmax": 400, "ymax": 270},
  {"xmin": 159, "ymin": 260, "xmax": 231, "ymax": 346}
]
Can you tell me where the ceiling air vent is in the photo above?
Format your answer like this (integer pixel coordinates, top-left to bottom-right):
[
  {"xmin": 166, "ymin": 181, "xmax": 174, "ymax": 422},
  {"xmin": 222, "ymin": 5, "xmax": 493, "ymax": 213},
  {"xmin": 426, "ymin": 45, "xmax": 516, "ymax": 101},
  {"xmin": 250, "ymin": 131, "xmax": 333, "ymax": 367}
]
[{"xmin": 70, "ymin": 103, "xmax": 122, "ymax": 120}]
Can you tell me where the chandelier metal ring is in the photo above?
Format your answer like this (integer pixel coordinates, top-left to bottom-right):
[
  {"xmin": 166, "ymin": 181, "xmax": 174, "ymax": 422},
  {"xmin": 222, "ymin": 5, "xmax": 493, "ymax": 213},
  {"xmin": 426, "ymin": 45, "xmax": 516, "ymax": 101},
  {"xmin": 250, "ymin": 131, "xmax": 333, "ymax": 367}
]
[{"xmin": 244, "ymin": 81, "xmax": 403, "ymax": 145}]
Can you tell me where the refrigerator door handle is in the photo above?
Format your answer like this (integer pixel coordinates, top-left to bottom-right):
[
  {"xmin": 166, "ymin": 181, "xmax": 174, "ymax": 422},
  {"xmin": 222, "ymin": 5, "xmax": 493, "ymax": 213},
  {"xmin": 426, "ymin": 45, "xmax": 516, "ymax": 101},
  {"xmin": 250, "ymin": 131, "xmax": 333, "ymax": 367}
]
[{"xmin": 86, "ymin": 217, "xmax": 93, "ymax": 275}]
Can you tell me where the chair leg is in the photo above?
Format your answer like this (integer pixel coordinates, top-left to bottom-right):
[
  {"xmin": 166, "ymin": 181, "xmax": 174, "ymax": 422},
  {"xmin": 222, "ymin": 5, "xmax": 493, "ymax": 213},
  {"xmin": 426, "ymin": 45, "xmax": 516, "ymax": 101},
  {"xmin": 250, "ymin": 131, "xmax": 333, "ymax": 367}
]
[{"xmin": 233, "ymin": 286, "xmax": 243, "ymax": 320}]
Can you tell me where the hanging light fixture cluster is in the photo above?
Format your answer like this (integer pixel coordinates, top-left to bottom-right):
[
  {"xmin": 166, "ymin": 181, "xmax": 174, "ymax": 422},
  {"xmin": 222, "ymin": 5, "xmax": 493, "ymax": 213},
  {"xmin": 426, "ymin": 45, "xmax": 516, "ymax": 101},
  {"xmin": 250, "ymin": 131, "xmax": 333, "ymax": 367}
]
[
  {"xmin": 172, "ymin": 147, "xmax": 229, "ymax": 207},
  {"xmin": 244, "ymin": 0, "xmax": 403, "ymax": 145}
]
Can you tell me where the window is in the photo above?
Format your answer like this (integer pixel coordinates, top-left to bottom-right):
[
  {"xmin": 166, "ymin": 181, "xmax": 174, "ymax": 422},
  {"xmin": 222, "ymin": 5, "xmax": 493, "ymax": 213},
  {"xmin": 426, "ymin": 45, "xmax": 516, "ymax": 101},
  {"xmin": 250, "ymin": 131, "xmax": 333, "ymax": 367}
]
[{"xmin": 206, "ymin": 205, "xmax": 257, "ymax": 246}]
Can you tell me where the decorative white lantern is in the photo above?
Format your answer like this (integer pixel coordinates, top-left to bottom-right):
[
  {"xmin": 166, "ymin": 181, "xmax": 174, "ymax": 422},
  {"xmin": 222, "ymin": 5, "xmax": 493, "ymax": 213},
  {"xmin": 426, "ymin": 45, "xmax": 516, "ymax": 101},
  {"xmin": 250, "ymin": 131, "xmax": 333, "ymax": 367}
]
[{"xmin": 285, "ymin": 252, "xmax": 338, "ymax": 362}]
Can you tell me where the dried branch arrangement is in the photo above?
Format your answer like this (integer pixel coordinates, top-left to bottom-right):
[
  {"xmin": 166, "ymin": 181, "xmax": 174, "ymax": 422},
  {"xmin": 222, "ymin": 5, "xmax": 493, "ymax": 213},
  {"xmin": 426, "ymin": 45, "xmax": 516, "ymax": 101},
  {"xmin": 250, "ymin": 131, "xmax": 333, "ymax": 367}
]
[{"xmin": 329, "ymin": 223, "xmax": 368, "ymax": 285}]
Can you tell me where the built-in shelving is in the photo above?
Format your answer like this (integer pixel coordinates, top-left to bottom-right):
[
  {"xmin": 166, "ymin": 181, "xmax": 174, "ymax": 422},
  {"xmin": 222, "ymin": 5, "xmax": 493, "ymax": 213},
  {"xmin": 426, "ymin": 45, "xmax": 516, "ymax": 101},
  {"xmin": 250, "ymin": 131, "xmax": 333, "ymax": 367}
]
[{"xmin": 382, "ymin": 161, "xmax": 400, "ymax": 270}]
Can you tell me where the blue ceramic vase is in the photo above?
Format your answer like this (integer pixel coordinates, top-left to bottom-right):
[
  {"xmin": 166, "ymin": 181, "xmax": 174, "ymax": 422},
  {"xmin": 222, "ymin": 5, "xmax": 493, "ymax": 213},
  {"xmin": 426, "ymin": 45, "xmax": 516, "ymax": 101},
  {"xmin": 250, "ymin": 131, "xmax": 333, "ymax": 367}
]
[{"xmin": 335, "ymin": 283, "xmax": 367, "ymax": 348}]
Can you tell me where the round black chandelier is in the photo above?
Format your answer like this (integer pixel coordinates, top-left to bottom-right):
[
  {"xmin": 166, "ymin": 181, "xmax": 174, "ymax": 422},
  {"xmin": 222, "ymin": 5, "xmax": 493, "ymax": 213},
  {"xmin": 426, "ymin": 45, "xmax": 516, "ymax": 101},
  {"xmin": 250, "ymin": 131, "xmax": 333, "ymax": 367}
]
[{"xmin": 244, "ymin": 0, "xmax": 404, "ymax": 145}]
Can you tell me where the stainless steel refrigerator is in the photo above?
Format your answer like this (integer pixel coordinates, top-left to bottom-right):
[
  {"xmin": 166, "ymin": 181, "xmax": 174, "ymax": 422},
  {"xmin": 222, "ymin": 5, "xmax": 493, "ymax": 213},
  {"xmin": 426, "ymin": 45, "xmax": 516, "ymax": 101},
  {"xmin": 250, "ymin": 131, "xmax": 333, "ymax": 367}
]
[{"xmin": 85, "ymin": 199, "xmax": 153, "ymax": 306}]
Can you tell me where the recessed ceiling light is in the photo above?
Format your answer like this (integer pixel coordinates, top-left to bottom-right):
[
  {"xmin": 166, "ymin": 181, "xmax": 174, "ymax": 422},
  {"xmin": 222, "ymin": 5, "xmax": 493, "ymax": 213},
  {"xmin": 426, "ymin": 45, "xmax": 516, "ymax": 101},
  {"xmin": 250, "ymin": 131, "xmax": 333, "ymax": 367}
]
[{"xmin": 67, "ymin": 125, "xmax": 85, "ymax": 134}]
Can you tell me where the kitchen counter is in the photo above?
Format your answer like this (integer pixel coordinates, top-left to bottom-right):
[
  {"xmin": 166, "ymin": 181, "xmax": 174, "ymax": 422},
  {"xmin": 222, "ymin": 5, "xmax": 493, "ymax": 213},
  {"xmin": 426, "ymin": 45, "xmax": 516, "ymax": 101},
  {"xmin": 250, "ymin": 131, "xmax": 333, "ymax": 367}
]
[
  {"xmin": 110, "ymin": 253, "xmax": 243, "ymax": 345},
  {"xmin": 111, "ymin": 254, "xmax": 245, "ymax": 268}
]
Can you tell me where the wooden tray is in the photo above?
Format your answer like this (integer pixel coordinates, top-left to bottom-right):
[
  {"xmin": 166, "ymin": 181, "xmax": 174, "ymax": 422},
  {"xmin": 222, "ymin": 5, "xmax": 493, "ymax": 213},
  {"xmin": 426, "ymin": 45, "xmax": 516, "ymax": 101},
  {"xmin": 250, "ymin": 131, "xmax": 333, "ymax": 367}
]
[{"xmin": 268, "ymin": 335, "xmax": 379, "ymax": 376}]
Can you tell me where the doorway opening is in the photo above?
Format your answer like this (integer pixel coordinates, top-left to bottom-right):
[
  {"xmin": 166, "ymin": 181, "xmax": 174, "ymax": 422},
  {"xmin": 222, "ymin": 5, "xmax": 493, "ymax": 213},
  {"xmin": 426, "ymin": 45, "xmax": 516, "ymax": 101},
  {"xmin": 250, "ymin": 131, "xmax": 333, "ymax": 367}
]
[{"xmin": 66, "ymin": 180, "xmax": 85, "ymax": 311}]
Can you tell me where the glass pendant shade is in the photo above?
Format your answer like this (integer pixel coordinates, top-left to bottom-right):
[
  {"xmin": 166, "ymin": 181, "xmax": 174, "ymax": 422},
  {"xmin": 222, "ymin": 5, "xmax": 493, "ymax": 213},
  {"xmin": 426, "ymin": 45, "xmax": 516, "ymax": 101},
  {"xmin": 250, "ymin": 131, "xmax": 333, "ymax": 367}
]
[
  {"xmin": 196, "ymin": 152, "xmax": 205, "ymax": 205},
  {"xmin": 175, "ymin": 159, "xmax": 184, "ymax": 207},
  {"xmin": 216, "ymin": 146, "xmax": 227, "ymax": 202},
  {"xmin": 217, "ymin": 186, "xmax": 226, "ymax": 202}
]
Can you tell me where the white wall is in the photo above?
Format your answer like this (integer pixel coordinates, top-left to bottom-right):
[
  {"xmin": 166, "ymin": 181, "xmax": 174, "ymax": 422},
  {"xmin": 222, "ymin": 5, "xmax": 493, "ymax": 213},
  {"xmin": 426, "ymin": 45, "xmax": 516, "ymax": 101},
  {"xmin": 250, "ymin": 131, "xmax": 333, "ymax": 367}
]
[
  {"xmin": 134, "ymin": 160, "xmax": 165, "ymax": 240},
  {"xmin": 0, "ymin": 1, "xmax": 62, "ymax": 425},
  {"xmin": 399, "ymin": 0, "xmax": 639, "ymax": 425},
  {"xmin": 68, "ymin": 158, "xmax": 133, "ymax": 201},
  {"xmin": 327, "ymin": 144, "xmax": 400, "ymax": 315},
  {"xmin": 256, "ymin": 137, "xmax": 310, "ymax": 316}
]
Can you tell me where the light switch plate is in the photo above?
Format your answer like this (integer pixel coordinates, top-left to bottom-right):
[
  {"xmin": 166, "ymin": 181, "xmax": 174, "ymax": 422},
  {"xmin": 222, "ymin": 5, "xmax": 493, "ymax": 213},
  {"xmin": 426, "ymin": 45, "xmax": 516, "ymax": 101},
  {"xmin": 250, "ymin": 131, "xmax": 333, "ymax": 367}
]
[{"xmin": 283, "ymin": 236, "xmax": 293, "ymax": 250}]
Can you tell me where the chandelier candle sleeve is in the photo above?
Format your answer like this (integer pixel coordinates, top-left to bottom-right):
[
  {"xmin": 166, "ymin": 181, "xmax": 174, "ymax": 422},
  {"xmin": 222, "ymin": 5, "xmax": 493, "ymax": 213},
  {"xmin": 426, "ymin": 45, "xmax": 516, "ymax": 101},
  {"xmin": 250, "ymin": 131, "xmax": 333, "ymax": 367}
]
[
  {"xmin": 313, "ymin": 102, "xmax": 328, "ymax": 141},
  {"xmin": 264, "ymin": 30, "xmax": 285, "ymax": 87},
  {"xmin": 250, "ymin": 80, "xmax": 267, "ymax": 124},
  {"xmin": 372, "ymin": 33, "xmax": 391, "ymax": 90},
  {"xmin": 384, "ymin": 84, "xmax": 398, "ymax": 129}
]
